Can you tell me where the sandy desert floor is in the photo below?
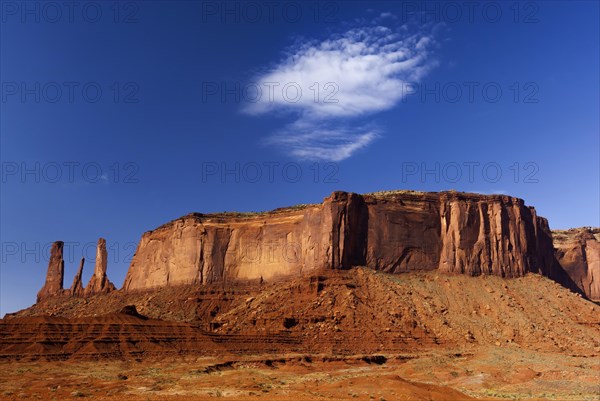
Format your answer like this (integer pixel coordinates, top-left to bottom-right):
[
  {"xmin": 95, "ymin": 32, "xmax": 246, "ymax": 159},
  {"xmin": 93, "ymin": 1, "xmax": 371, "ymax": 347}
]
[{"xmin": 2, "ymin": 346, "xmax": 599, "ymax": 401}]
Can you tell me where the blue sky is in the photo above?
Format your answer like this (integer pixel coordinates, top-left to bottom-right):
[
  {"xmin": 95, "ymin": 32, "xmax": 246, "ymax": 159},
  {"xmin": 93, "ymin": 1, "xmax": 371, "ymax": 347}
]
[{"xmin": 1, "ymin": 1, "xmax": 598, "ymax": 316}]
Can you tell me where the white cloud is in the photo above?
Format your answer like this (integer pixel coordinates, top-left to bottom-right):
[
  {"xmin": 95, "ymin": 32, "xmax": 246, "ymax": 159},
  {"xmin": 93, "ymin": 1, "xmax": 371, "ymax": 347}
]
[
  {"xmin": 245, "ymin": 19, "xmax": 441, "ymax": 161},
  {"xmin": 265, "ymin": 121, "xmax": 380, "ymax": 162}
]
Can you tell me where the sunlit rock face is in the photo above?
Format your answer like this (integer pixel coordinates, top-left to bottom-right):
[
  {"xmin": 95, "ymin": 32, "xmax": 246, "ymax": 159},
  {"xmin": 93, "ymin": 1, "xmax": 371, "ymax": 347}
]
[
  {"xmin": 84, "ymin": 238, "xmax": 116, "ymax": 296},
  {"xmin": 122, "ymin": 191, "xmax": 577, "ymax": 295},
  {"xmin": 553, "ymin": 228, "xmax": 600, "ymax": 301},
  {"xmin": 37, "ymin": 241, "xmax": 65, "ymax": 302}
]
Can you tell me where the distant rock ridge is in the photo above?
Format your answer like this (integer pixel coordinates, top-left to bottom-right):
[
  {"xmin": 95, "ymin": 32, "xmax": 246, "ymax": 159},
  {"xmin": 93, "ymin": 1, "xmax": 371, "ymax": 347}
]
[{"xmin": 120, "ymin": 190, "xmax": 582, "ymax": 297}]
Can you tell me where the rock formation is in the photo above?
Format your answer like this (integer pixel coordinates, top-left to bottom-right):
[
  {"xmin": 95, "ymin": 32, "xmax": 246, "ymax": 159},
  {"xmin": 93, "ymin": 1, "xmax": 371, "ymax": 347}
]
[
  {"xmin": 122, "ymin": 191, "xmax": 580, "ymax": 295},
  {"xmin": 553, "ymin": 228, "xmax": 600, "ymax": 301},
  {"xmin": 37, "ymin": 238, "xmax": 117, "ymax": 301},
  {"xmin": 69, "ymin": 258, "xmax": 85, "ymax": 297},
  {"xmin": 37, "ymin": 241, "xmax": 65, "ymax": 302},
  {"xmin": 84, "ymin": 238, "xmax": 116, "ymax": 296},
  {"xmin": 34, "ymin": 191, "xmax": 588, "ymax": 301}
]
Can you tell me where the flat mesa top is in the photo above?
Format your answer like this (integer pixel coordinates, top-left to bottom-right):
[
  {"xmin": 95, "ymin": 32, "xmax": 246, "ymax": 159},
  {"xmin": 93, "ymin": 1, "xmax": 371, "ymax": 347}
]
[
  {"xmin": 147, "ymin": 190, "xmax": 526, "ymax": 233},
  {"xmin": 186, "ymin": 203, "xmax": 319, "ymax": 219}
]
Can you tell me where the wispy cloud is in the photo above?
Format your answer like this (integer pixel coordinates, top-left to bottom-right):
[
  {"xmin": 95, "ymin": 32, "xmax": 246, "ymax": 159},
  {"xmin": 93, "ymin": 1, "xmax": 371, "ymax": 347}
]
[
  {"xmin": 244, "ymin": 18, "xmax": 442, "ymax": 161},
  {"xmin": 265, "ymin": 121, "xmax": 380, "ymax": 162}
]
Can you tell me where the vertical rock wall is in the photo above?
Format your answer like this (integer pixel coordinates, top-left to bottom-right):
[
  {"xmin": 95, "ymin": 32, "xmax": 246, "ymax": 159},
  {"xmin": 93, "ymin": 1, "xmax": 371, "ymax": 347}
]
[
  {"xmin": 553, "ymin": 228, "xmax": 600, "ymax": 301},
  {"xmin": 122, "ymin": 191, "xmax": 573, "ymax": 293}
]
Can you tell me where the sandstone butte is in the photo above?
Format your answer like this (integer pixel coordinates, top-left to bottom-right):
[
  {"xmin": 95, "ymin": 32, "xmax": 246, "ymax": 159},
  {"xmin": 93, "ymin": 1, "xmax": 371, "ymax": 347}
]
[{"xmin": 35, "ymin": 190, "xmax": 600, "ymax": 301}]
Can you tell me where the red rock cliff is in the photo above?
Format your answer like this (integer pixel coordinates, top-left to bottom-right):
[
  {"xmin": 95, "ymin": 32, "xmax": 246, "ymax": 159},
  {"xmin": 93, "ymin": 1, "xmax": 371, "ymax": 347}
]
[
  {"xmin": 123, "ymin": 191, "xmax": 578, "ymax": 294},
  {"xmin": 553, "ymin": 228, "xmax": 600, "ymax": 301}
]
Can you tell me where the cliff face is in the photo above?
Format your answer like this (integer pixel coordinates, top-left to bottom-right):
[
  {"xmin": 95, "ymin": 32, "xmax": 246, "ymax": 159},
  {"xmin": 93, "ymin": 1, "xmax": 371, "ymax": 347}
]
[
  {"xmin": 553, "ymin": 228, "xmax": 600, "ymax": 301},
  {"xmin": 123, "ymin": 203, "xmax": 333, "ymax": 290},
  {"xmin": 364, "ymin": 192, "xmax": 547, "ymax": 277},
  {"xmin": 123, "ymin": 191, "xmax": 576, "ymax": 293}
]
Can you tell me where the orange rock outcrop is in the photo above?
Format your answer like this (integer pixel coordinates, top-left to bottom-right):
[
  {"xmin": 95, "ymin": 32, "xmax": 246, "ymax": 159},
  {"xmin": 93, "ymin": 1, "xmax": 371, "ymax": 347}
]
[{"xmin": 122, "ymin": 191, "xmax": 578, "ymax": 294}]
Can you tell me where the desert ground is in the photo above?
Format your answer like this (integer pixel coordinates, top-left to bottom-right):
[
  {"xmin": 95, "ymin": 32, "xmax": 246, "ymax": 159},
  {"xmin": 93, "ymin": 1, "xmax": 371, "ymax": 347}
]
[
  {"xmin": 1, "ymin": 346, "xmax": 599, "ymax": 400},
  {"xmin": 2, "ymin": 269, "xmax": 599, "ymax": 400}
]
